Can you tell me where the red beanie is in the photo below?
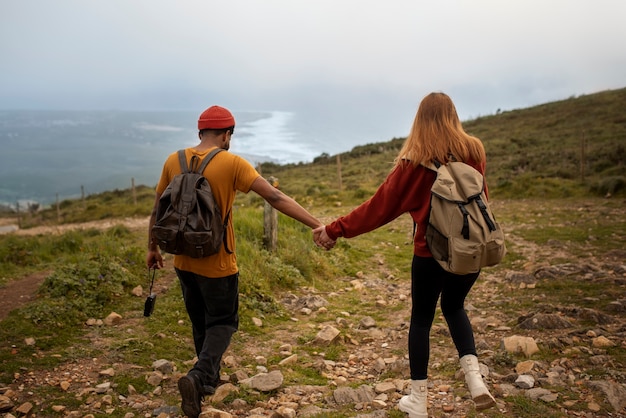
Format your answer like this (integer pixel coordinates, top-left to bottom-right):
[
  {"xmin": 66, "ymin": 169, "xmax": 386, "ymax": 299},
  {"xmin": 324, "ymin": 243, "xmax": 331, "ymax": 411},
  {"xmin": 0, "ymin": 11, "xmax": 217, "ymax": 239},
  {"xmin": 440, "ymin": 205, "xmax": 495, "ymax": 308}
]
[{"xmin": 197, "ymin": 106, "xmax": 235, "ymax": 130}]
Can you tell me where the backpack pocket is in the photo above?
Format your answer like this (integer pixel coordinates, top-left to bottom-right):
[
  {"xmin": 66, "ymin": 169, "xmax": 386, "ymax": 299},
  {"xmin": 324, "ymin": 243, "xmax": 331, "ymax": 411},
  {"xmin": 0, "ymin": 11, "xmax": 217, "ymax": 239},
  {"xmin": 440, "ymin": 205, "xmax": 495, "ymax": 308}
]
[
  {"xmin": 448, "ymin": 237, "xmax": 482, "ymax": 274},
  {"xmin": 483, "ymin": 236, "xmax": 506, "ymax": 267},
  {"xmin": 425, "ymin": 224, "xmax": 448, "ymax": 262},
  {"xmin": 183, "ymin": 231, "xmax": 221, "ymax": 258},
  {"xmin": 152, "ymin": 226, "xmax": 180, "ymax": 254}
]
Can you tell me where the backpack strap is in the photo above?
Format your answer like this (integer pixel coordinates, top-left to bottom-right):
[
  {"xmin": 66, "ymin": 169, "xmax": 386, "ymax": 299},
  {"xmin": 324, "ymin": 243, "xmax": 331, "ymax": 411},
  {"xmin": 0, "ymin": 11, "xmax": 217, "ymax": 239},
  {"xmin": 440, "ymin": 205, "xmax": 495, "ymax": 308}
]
[
  {"xmin": 195, "ymin": 148, "xmax": 224, "ymax": 174},
  {"xmin": 177, "ymin": 149, "xmax": 190, "ymax": 173}
]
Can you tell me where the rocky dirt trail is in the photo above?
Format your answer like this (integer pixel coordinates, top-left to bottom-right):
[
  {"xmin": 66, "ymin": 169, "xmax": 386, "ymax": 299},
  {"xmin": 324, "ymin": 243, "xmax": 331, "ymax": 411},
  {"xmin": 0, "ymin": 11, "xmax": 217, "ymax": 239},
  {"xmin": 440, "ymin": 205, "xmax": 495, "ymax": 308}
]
[{"xmin": 1, "ymin": 216, "xmax": 625, "ymax": 418}]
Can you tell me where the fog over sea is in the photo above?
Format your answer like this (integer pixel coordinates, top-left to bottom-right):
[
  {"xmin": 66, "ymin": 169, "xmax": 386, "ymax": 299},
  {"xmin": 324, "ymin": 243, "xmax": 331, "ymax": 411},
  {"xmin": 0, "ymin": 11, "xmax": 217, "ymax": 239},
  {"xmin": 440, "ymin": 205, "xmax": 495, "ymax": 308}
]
[{"xmin": 0, "ymin": 109, "xmax": 405, "ymax": 206}]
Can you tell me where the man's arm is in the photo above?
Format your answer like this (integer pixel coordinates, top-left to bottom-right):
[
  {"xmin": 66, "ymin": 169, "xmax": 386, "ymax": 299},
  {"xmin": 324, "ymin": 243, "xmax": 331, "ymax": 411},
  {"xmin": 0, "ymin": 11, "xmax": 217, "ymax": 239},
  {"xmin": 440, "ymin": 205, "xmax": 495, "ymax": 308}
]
[
  {"xmin": 250, "ymin": 176, "xmax": 322, "ymax": 229},
  {"xmin": 146, "ymin": 192, "xmax": 164, "ymax": 269}
]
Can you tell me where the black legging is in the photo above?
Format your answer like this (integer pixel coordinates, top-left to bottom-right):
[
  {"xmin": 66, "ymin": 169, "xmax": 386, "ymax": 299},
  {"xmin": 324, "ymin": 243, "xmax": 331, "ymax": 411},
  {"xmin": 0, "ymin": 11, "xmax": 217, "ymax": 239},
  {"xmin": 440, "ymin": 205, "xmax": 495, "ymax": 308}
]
[{"xmin": 408, "ymin": 255, "xmax": 479, "ymax": 380}]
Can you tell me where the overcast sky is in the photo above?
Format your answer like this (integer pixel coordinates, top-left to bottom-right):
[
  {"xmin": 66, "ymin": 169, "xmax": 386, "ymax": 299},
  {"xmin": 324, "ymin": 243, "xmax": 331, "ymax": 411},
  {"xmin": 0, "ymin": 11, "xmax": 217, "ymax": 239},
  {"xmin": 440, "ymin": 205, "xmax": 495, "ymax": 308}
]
[{"xmin": 1, "ymin": 0, "xmax": 625, "ymax": 126}]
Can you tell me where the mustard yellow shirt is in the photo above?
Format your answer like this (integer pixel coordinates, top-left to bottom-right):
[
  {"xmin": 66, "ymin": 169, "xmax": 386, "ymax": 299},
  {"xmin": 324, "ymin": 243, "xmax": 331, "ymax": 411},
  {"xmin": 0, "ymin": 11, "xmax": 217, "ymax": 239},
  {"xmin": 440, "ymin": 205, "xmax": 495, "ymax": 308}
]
[{"xmin": 156, "ymin": 147, "xmax": 260, "ymax": 278}]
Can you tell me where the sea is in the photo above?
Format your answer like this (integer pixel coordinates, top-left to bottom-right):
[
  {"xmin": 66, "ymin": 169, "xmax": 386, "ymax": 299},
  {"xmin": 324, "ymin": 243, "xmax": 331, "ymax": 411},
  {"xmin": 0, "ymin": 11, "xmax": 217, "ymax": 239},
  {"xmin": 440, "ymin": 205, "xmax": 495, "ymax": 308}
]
[{"xmin": 0, "ymin": 109, "xmax": 405, "ymax": 207}]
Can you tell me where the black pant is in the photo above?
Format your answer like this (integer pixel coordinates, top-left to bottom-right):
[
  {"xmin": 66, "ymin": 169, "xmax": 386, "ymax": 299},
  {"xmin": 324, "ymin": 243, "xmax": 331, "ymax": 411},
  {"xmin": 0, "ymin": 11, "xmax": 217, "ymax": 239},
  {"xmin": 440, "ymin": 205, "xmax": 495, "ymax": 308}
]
[
  {"xmin": 176, "ymin": 268, "xmax": 239, "ymax": 387},
  {"xmin": 408, "ymin": 256, "xmax": 479, "ymax": 380}
]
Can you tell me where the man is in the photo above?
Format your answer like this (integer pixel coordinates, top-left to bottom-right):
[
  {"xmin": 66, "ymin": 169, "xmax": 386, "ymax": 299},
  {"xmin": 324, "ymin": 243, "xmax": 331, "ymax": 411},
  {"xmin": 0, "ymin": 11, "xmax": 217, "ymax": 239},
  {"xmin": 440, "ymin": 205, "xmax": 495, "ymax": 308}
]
[{"xmin": 146, "ymin": 105, "xmax": 323, "ymax": 418}]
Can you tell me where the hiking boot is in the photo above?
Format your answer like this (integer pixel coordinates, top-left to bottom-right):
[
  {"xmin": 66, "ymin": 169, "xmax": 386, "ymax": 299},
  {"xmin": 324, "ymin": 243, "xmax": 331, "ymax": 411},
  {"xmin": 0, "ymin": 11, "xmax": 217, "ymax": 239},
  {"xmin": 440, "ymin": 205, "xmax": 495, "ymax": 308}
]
[
  {"xmin": 201, "ymin": 383, "xmax": 216, "ymax": 396},
  {"xmin": 178, "ymin": 374, "xmax": 202, "ymax": 418}
]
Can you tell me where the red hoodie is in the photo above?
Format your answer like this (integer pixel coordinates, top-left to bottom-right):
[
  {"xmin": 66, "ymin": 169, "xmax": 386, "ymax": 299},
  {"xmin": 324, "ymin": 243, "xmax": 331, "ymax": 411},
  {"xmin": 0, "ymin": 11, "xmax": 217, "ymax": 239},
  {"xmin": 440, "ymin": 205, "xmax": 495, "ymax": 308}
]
[{"xmin": 325, "ymin": 159, "xmax": 487, "ymax": 257}]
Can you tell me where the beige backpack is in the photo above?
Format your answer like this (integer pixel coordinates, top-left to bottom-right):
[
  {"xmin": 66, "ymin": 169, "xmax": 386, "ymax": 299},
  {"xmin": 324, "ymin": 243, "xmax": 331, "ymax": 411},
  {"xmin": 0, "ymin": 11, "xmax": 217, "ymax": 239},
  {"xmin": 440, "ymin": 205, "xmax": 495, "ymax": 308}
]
[{"xmin": 424, "ymin": 160, "xmax": 506, "ymax": 274}]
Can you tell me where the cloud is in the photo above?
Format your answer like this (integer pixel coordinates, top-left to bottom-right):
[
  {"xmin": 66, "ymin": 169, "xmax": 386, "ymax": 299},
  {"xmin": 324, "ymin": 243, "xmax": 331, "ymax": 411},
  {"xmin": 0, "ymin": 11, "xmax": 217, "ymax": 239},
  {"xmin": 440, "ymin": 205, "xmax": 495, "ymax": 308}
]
[{"xmin": 1, "ymin": 0, "xmax": 625, "ymax": 117}]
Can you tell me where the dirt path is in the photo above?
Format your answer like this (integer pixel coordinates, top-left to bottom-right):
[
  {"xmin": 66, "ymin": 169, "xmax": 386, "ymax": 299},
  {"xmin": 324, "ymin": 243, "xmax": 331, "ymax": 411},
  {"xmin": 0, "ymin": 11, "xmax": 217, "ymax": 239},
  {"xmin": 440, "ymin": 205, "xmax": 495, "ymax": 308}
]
[{"xmin": 0, "ymin": 217, "xmax": 149, "ymax": 321}]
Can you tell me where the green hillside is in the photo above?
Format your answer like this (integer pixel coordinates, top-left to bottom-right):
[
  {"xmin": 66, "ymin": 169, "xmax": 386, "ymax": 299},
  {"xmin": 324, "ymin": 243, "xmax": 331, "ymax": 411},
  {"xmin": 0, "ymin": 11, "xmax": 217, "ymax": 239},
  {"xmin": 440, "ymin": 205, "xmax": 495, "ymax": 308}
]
[{"xmin": 260, "ymin": 87, "xmax": 626, "ymax": 201}]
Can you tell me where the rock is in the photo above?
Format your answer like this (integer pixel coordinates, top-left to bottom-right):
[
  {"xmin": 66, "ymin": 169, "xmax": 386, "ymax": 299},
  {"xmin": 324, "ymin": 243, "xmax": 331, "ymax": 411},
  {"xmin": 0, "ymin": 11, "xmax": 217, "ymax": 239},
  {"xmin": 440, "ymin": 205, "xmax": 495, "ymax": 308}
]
[
  {"xmin": 99, "ymin": 367, "xmax": 115, "ymax": 377},
  {"xmin": 152, "ymin": 359, "xmax": 174, "ymax": 374},
  {"xmin": 526, "ymin": 387, "xmax": 552, "ymax": 400},
  {"xmin": 515, "ymin": 360, "xmax": 536, "ymax": 374},
  {"xmin": 146, "ymin": 371, "xmax": 164, "ymax": 386},
  {"xmin": 515, "ymin": 374, "xmax": 535, "ymax": 389},
  {"xmin": 104, "ymin": 312, "xmax": 122, "ymax": 325},
  {"xmin": 230, "ymin": 370, "xmax": 249, "ymax": 383},
  {"xmin": 333, "ymin": 385, "xmax": 375, "ymax": 404},
  {"xmin": 243, "ymin": 370, "xmax": 284, "ymax": 392},
  {"xmin": 131, "ymin": 285, "xmax": 143, "ymax": 296},
  {"xmin": 270, "ymin": 406, "xmax": 297, "ymax": 418},
  {"xmin": 592, "ymin": 336, "xmax": 615, "ymax": 347},
  {"xmin": 95, "ymin": 382, "xmax": 111, "ymax": 393},
  {"xmin": 359, "ymin": 316, "xmax": 377, "ymax": 329},
  {"xmin": 299, "ymin": 405, "xmax": 328, "ymax": 417},
  {"xmin": 153, "ymin": 406, "xmax": 180, "ymax": 416},
  {"xmin": 16, "ymin": 402, "xmax": 33, "ymax": 415},
  {"xmin": 24, "ymin": 337, "xmax": 35, "ymax": 346},
  {"xmin": 313, "ymin": 325, "xmax": 340, "ymax": 345},
  {"xmin": 252, "ymin": 317, "xmax": 263, "ymax": 327},
  {"xmin": 502, "ymin": 335, "xmax": 540, "ymax": 357},
  {"xmin": 199, "ymin": 407, "xmax": 234, "ymax": 417},
  {"xmin": 587, "ymin": 380, "xmax": 626, "ymax": 412},
  {"xmin": 505, "ymin": 271, "xmax": 535, "ymax": 284},
  {"xmin": 374, "ymin": 381, "xmax": 396, "ymax": 394},
  {"xmin": 0, "ymin": 395, "xmax": 13, "ymax": 412},
  {"xmin": 278, "ymin": 354, "xmax": 298, "ymax": 366},
  {"xmin": 210, "ymin": 383, "xmax": 239, "ymax": 403}
]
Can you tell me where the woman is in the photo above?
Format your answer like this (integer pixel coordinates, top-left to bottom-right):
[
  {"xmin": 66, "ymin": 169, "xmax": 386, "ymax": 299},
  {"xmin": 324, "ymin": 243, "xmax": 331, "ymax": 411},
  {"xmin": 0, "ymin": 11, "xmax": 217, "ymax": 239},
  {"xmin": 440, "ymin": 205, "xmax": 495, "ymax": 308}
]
[{"xmin": 313, "ymin": 92, "xmax": 496, "ymax": 417}]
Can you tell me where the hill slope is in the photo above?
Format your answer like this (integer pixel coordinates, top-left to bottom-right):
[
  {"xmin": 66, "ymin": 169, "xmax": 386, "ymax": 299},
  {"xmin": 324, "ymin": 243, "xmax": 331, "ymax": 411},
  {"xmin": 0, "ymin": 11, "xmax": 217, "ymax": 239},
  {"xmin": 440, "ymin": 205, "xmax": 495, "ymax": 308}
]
[{"xmin": 260, "ymin": 87, "xmax": 626, "ymax": 200}]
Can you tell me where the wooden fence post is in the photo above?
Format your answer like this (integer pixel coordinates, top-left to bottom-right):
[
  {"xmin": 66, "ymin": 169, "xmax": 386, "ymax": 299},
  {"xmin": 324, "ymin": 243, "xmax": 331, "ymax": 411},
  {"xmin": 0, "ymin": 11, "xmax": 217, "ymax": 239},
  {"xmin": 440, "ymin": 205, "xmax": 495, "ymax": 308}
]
[
  {"xmin": 56, "ymin": 193, "xmax": 61, "ymax": 223},
  {"xmin": 16, "ymin": 201, "xmax": 21, "ymax": 229},
  {"xmin": 336, "ymin": 154, "xmax": 343, "ymax": 191},
  {"xmin": 263, "ymin": 176, "xmax": 279, "ymax": 252},
  {"xmin": 131, "ymin": 177, "xmax": 137, "ymax": 205}
]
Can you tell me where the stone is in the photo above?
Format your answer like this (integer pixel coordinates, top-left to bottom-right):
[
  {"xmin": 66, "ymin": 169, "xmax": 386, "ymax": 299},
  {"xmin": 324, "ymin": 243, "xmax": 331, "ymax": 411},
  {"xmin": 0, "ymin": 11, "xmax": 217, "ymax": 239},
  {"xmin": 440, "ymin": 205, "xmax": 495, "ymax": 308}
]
[
  {"xmin": 95, "ymin": 382, "xmax": 111, "ymax": 394},
  {"xmin": 210, "ymin": 383, "xmax": 239, "ymax": 403},
  {"xmin": 526, "ymin": 387, "xmax": 552, "ymax": 400},
  {"xmin": 99, "ymin": 368, "xmax": 115, "ymax": 377},
  {"xmin": 359, "ymin": 316, "xmax": 377, "ymax": 329},
  {"xmin": 152, "ymin": 359, "xmax": 174, "ymax": 374},
  {"xmin": 131, "ymin": 285, "xmax": 143, "ymax": 296},
  {"xmin": 515, "ymin": 374, "xmax": 535, "ymax": 389},
  {"xmin": 0, "ymin": 395, "xmax": 13, "ymax": 412},
  {"xmin": 244, "ymin": 370, "xmax": 284, "ymax": 392},
  {"xmin": 271, "ymin": 406, "xmax": 297, "ymax": 418},
  {"xmin": 333, "ymin": 385, "xmax": 375, "ymax": 404},
  {"xmin": 374, "ymin": 381, "xmax": 396, "ymax": 394},
  {"xmin": 16, "ymin": 402, "xmax": 33, "ymax": 415},
  {"xmin": 502, "ymin": 335, "xmax": 540, "ymax": 357},
  {"xmin": 199, "ymin": 407, "xmax": 234, "ymax": 417},
  {"xmin": 104, "ymin": 312, "xmax": 122, "ymax": 326},
  {"xmin": 587, "ymin": 380, "xmax": 626, "ymax": 412},
  {"xmin": 515, "ymin": 360, "xmax": 536, "ymax": 374},
  {"xmin": 313, "ymin": 325, "xmax": 340, "ymax": 345},
  {"xmin": 146, "ymin": 371, "xmax": 164, "ymax": 386},
  {"xmin": 592, "ymin": 336, "xmax": 615, "ymax": 347},
  {"xmin": 278, "ymin": 354, "xmax": 298, "ymax": 366}
]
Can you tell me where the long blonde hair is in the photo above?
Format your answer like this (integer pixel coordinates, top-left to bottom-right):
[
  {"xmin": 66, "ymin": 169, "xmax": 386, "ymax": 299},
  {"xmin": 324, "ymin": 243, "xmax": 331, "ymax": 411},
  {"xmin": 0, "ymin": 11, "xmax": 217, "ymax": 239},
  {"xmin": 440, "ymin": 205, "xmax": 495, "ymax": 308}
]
[{"xmin": 395, "ymin": 92, "xmax": 486, "ymax": 167}]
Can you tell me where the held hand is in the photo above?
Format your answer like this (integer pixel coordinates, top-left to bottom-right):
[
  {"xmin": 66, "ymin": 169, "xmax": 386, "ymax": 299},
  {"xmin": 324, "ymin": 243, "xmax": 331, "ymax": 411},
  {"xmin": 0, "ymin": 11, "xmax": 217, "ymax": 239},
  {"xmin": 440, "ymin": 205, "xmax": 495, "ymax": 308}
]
[
  {"xmin": 146, "ymin": 250, "xmax": 164, "ymax": 270},
  {"xmin": 313, "ymin": 226, "xmax": 336, "ymax": 250}
]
